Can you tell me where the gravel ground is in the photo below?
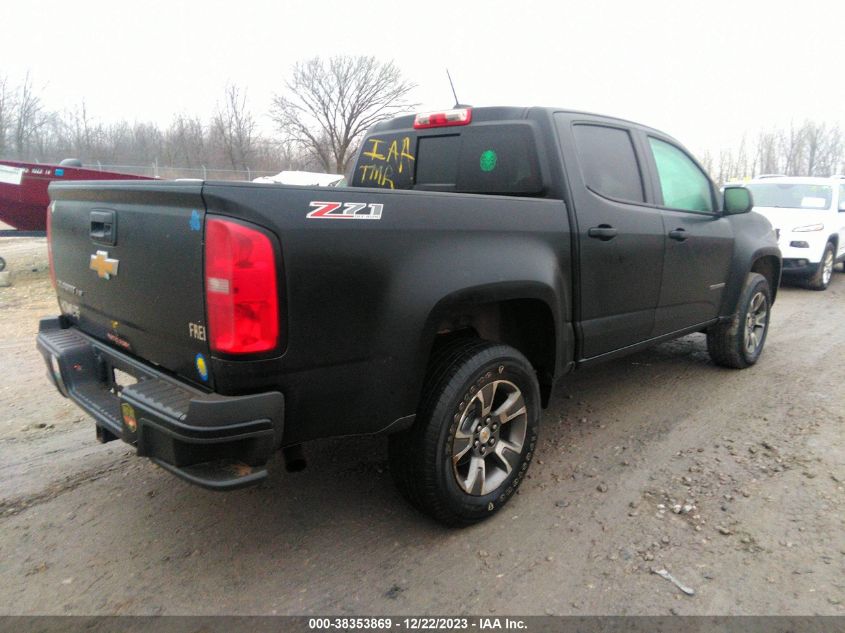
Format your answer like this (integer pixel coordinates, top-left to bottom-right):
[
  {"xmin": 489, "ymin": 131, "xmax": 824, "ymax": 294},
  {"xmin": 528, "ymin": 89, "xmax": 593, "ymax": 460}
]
[{"xmin": 0, "ymin": 236, "xmax": 843, "ymax": 615}]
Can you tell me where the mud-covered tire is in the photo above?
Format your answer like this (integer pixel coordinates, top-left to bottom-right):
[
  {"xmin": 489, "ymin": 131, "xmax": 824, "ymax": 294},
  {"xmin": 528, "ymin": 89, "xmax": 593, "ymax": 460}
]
[
  {"xmin": 806, "ymin": 242, "xmax": 835, "ymax": 290},
  {"xmin": 388, "ymin": 338, "xmax": 540, "ymax": 527},
  {"xmin": 0, "ymin": 256, "xmax": 5, "ymax": 272},
  {"xmin": 707, "ymin": 272, "xmax": 771, "ymax": 369}
]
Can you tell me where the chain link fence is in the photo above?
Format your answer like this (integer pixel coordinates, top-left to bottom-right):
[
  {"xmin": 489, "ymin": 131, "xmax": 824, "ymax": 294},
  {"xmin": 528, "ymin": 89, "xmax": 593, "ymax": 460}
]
[{"xmin": 79, "ymin": 162, "xmax": 280, "ymax": 181}]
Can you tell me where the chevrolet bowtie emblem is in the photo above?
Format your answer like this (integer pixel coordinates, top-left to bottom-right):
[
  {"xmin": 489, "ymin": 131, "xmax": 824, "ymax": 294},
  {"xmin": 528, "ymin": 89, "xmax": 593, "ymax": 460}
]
[{"xmin": 90, "ymin": 250, "xmax": 119, "ymax": 280}]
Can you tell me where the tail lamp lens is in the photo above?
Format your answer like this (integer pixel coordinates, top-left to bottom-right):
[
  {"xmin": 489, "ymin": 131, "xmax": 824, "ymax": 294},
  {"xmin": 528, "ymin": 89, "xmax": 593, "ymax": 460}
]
[{"xmin": 204, "ymin": 217, "xmax": 279, "ymax": 354}]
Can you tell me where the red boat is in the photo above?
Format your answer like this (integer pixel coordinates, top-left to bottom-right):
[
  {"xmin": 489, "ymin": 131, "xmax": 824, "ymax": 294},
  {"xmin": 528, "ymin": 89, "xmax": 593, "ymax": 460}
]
[{"xmin": 0, "ymin": 159, "xmax": 152, "ymax": 232}]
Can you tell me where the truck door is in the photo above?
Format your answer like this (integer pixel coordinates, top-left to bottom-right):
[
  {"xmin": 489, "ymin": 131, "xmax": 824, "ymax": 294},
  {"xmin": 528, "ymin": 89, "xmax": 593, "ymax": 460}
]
[
  {"xmin": 556, "ymin": 116, "xmax": 665, "ymax": 359},
  {"xmin": 642, "ymin": 135, "xmax": 733, "ymax": 336}
]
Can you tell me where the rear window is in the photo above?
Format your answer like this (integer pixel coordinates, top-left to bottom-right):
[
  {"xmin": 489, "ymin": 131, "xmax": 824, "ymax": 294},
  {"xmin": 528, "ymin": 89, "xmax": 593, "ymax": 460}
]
[
  {"xmin": 415, "ymin": 135, "xmax": 459, "ymax": 189},
  {"xmin": 352, "ymin": 124, "xmax": 544, "ymax": 195},
  {"xmin": 746, "ymin": 183, "xmax": 833, "ymax": 210}
]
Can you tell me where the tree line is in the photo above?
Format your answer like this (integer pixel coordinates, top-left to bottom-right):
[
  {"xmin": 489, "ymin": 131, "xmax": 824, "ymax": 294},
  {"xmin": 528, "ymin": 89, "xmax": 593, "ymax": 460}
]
[
  {"xmin": 3, "ymin": 60, "xmax": 843, "ymax": 184},
  {"xmin": 0, "ymin": 56, "xmax": 416, "ymax": 179},
  {"xmin": 700, "ymin": 121, "xmax": 844, "ymax": 184}
]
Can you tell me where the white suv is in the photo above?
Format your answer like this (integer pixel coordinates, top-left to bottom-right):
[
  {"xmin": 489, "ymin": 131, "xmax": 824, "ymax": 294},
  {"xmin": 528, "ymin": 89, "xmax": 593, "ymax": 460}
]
[{"xmin": 744, "ymin": 176, "xmax": 845, "ymax": 290}]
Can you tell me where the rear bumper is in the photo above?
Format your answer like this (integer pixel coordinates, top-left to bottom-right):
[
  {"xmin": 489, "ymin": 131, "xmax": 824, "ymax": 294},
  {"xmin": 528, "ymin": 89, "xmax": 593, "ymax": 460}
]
[{"xmin": 36, "ymin": 317, "xmax": 284, "ymax": 490}]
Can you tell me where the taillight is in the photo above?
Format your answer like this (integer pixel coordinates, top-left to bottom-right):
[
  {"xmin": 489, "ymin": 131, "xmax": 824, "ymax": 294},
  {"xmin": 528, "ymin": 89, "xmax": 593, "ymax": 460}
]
[
  {"xmin": 413, "ymin": 108, "xmax": 472, "ymax": 129},
  {"xmin": 204, "ymin": 217, "xmax": 279, "ymax": 354},
  {"xmin": 46, "ymin": 202, "xmax": 56, "ymax": 288}
]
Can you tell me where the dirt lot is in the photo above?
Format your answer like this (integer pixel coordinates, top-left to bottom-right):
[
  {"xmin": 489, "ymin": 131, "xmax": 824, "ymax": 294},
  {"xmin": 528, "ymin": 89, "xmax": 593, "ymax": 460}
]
[{"xmin": 0, "ymin": 236, "xmax": 843, "ymax": 616}]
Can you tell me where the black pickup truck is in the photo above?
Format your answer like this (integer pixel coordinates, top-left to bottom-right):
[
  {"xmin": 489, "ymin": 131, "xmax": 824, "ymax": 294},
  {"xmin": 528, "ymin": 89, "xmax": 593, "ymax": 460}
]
[{"xmin": 37, "ymin": 106, "xmax": 780, "ymax": 525}]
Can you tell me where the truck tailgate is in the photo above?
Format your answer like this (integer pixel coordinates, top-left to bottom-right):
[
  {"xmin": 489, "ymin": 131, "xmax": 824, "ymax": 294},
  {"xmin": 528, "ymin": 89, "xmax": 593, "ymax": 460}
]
[{"xmin": 48, "ymin": 181, "xmax": 211, "ymax": 387}]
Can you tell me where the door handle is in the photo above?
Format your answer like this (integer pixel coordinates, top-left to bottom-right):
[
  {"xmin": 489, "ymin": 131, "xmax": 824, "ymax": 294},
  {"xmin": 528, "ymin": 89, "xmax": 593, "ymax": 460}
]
[
  {"xmin": 588, "ymin": 225, "xmax": 618, "ymax": 241},
  {"xmin": 90, "ymin": 210, "xmax": 117, "ymax": 245},
  {"xmin": 668, "ymin": 228, "xmax": 688, "ymax": 242}
]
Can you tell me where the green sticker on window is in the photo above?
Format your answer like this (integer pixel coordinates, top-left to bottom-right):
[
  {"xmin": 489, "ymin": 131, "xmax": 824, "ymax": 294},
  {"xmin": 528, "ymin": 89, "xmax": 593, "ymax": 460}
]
[{"xmin": 480, "ymin": 149, "xmax": 498, "ymax": 172}]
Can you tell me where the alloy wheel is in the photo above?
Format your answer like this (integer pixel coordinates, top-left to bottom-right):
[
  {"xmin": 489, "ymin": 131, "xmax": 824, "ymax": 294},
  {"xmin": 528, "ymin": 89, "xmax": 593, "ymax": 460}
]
[
  {"xmin": 822, "ymin": 250, "xmax": 834, "ymax": 286},
  {"xmin": 743, "ymin": 291, "xmax": 768, "ymax": 356},
  {"xmin": 451, "ymin": 379, "xmax": 528, "ymax": 496}
]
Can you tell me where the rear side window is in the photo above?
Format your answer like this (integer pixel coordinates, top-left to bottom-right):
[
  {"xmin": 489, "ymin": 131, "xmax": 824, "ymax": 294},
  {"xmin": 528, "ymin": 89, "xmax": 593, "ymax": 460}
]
[
  {"xmin": 353, "ymin": 124, "xmax": 544, "ymax": 195},
  {"xmin": 353, "ymin": 133, "xmax": 417, "ymax": 189},
  {"xmin": 450, "ymin": 125, "xmax": 543, "ymax": 195},
  {"xmin": 649, "ymin": 138, "xmax": 715, "ymax": 213},
  {"xmin": 840, "ymin": 185, "xmax": 845, "ymax": 211},
  {"xmin": 572, "ymin": 124, "xmax": 644, "ymax": 203}
]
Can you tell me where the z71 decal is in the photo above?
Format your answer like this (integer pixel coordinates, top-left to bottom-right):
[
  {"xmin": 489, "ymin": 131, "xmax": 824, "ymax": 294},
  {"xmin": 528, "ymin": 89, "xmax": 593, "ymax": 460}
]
[{"xmin": 307, "ymin": 201, "xmax": 384, "ymax": 220}]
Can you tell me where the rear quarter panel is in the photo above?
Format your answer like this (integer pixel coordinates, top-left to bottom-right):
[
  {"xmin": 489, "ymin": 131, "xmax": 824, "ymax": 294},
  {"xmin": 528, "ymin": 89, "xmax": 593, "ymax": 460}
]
[{"xmin": 201, "ymin": 183, "xmax": 572, "ymax": 443}]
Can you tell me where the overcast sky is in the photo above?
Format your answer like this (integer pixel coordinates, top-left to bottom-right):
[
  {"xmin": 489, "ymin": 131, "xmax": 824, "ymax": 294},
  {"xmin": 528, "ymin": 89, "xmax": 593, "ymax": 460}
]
[{"xmin": 4, "ymin": 0, "xmax": 845, "ymax": 160}]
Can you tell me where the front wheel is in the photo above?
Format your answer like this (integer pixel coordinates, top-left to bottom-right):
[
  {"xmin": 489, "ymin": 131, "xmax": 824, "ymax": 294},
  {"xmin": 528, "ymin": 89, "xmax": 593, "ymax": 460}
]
[
  {"xmin": 807, "ymin": 242, "xmax": 835, "ymax": 290},
  {"xmin": 389, "ymin": 339, "xmax": 540, "ymax": 526},
  {"xmin": 707, "ymin": 272, "xmax": 771, "ymax": 369}
]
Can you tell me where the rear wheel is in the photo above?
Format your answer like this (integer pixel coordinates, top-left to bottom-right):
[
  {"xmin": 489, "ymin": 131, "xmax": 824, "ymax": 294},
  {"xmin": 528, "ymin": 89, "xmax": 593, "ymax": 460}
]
[
  {"xmin": 707, "ymin": 272, "xmax": 771, "ymax": 369},
  {"xmin": 807, "ymin": 242, "xmax": 834, "ymax": 290},
  {"xmin": 389, "ymin": 339, "xmax": 540, "ymax": 526}
]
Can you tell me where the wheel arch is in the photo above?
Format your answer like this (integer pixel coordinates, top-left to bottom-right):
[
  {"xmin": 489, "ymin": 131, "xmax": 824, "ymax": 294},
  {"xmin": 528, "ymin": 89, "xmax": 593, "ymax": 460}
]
[
  {"xmin": 418, "ymin": 282, "xmax": 566, "ymax": 408},
  {"xmin": 750, "ymin": 254, "xmax": 782, "ymax": 303}
]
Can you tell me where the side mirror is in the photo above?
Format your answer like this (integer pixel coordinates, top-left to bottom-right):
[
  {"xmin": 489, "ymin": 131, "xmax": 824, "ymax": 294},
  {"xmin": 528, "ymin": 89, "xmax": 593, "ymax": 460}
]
[{"xmin": 723, "ymin": 186, "xmax": 754, "ymax": 215}]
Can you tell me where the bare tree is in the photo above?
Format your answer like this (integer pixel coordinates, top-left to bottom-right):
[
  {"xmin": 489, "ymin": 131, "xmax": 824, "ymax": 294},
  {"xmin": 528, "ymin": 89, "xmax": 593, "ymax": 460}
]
[
  {"xmin": 0, "ymin": 74, "xmax": 14, "ymax": 157},
  {"xmin": 271, "ymin": 56, "xmax": 417, "ymax": 174},
  {"xmin": 31, "ymin": 111, "xmax": 62, "ymax": 159},
  {"xmin": 166, "ymin": 114, "xmax": 208, "ymax": 168},
  {"xmin": 827, "ymin": 128, "xmax": 844, "ymax": 175},
  {"xmin": 708, "ymin": 134, "xmax": 757, "ymax": 184},
  {"xmin": 12, "ymin": 73, "xmax": 47, "ymax": 158},
  {"xmin": 779, "ymin": 122, "xmax": 807, "ymax": 176},
  {"xmin": 803, "ymin": 121, "xmax": 826, "ymax": 176},
  {"xmin": 98, "ymin": 121, "xmax": 128, "ymax": 163},
  {"xmin": 735, "ymin": 135, "xmax": 754, "ymax": 179},
  {"xmin": 755, "ymin": 130, "xmax": 780, "ymax": 175},
  {"xmin": 131, "ymin": 122, "xmax": 164, "ymax": 166},
  {"xmin": 212, "ymin": 84, "xmax": 256, "ymax": 171},
  {"xmin": 64, "ymin": 101, "xmax": 106, "ymax": 160},
  {"xmin": 699, "ymin": 149, "xmax": 715, "ymax": 180},
  {"xmin": 812, "ymin": 124, "xmax": 843, "ymax": 176},
  {"xmin": 273, "ymin": 137, "xmax": 309, "ymax": 171}
]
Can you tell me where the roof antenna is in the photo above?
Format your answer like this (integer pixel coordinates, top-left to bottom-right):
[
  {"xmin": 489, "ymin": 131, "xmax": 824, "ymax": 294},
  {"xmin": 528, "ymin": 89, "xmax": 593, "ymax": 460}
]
[{"xmin": 446, "ymin": 69, "xmax": 470, "ymax": 108}]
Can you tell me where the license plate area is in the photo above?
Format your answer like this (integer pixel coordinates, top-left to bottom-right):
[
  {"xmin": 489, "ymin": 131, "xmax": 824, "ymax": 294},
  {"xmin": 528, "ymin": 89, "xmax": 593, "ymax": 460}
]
[
  {"xmin": 105, "ymin": 365, "xmax": 141, "ymax": 443},
  {"xmin": 113, "ymin": 368, "xmax": 138, "ymax": 391}
]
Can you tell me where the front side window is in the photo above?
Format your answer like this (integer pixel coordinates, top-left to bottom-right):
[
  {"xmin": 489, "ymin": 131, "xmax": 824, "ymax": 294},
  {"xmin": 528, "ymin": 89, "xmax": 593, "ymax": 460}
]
[
  {"xmin": 572, "ymin": 124, "xmax": 644, "ymax": 203},
  {"xmin": 839, "ymin": 185, "xmax": 845, "ymax": 211},
  {"xmin": 649, "ymin": 138, "xmax": 714, "ymax": 213}
]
